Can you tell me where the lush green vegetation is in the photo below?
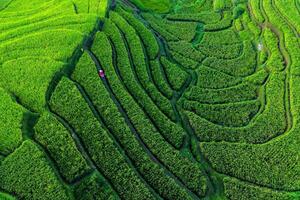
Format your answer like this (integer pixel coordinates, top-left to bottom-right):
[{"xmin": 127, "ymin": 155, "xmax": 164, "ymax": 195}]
[{"xmin": 1, "ymin": 0, "xmax": 300, "ymax": 199}]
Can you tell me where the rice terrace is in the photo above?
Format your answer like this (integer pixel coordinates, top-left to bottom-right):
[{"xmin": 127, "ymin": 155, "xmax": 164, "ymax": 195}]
[{"xmin": 0, "ymin": 0, "xmax": 300, "ymax": 199}]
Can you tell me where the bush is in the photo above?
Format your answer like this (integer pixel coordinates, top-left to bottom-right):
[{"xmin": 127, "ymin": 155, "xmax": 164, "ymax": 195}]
[
  {"xmin": 0, "ymin": 140, "xmax": 71, "ymax": 200},
  {"xmin": 34, "ymin": 112, "xmax": 91, "ymax": 183}
]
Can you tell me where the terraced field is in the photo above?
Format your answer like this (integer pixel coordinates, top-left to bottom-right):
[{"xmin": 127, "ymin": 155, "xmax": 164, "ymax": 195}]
[{"xmin": 0, "ymin": 0, "xmax": 300, "ymax": 199}]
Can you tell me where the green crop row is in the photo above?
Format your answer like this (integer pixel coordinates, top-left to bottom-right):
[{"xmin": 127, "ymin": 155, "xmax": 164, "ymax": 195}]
[
  {"xmin": 160, "ymin": 56, "xmax": 189, "ymax": 91},
  {"xmin": 0, "ymin": 192, "xmax": 15, "ymax": 200},
  {"xmin": 0, "ymin": 14, "xmax": 97, "ymax": 43},
  {"xmin": 72, "ymin": 0, "xmax": 108, "ymax": 17},
  {"xmin": 249, "ymin": 0, "xmax": 265, "ymax": 23},
  {"xmin": 72, "ymin": 52, "xmax": 198, "ymax": 199},
  {"xmin": 142, "ymin": 13, "xmax": 197, "ymax": 42},
  {"xmin": 110, "ymin": 11, "xmax": 176, "ymax": 121},
  {"xmin": 0, "ymin": 88, "xmax": 25, "ymax": 155},
  {"xmin": 198, "ymin": 42, "xmax": 243, "ymax": 60},
  {"xmin": 213, "ymin": 0, "xmax": 232, "ymax": 11},
  {"xmin": 92, "ymin": 31, "xmax": 208, "ymax": 197},
  {"xmin": 166, "ymin": 11, "xmax": 221, "ymax": 24},
  {"xmin": 0, "ymin": 58, "xmax": 64, "ymax": 112},
  {"xmin": 0, "ymin": 140, "xmax": 71, "ymax": 200},
  {"xmin": 0, "ymin": 0, "xmax": 86, "ymax": 31},
  {"xmin": 116, "ymin": 7, "xmax": 159, "ymax": 60},
  {"xmin": 202, "ymin": 40, "xmax": 257, "ymax": 76},
  {"xmin": 0, "ymin": 0, "xmax": 55, "ymax": 19},
  {"xmin": 74, "ymin": 172, "xmax": 119, "ymax": 200},
  {"xmin": 168, "ymin": 41, "xmax": 206, "ymax": 64},
  {"xmin": 150, "ymin": 60, "xmax": 174, "ymax": 99},
  {"xmin": 34, "ymin": 112, "xmax": 90, "ymax": 183},
  {"xmin": 201, "ymin": 28, "xmax": 241, "ymax": 46},
  {"xmin": 169, "ymin": 50, "xmax": 199, "ymax": 69},
  {"xmin": 196, "ymin": 66, "xmax": 242, "ymax": 89},
  {"xmin": 103, "ymin": 18, "xmax": 185, "ymax": 148},
  {"xmin": 2, "ymin": 0, "xmax": 53, "ymax": 13},
  {"xmin": 224, "ymin": 177, "xmax": 298, "ymax": 200},
  {"xmin": 49, "ymin": 77, "xmax": 155, "ymax": 200},
  {"xmin": 263, "ymin": 28, "xmax": 285, "ymax": 72},
  {"xmin": 185, "ymin": 82, "xmax": 258, "ymax": 104},
  {"xmin": 274, "ymin": 1, "xmax": 300, "ymax": 33},
  {"xmin": 183, "ymin": 99, "xmax": 260, "ymax": 127},
  {"xmin": 187, "ymin": 72, "xmax": 286, "ymax": 143},
  {"xmin": 204, "ymin": 11, "xmax": 233, "ymax": 31}
]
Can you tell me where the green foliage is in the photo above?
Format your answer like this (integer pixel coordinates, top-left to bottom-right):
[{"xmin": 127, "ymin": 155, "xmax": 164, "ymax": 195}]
[
  {"xmin": 34, "ymin": 112, "xmax": 91, "ymax": 183},
  {"xmin": 263, "ymin": 28, "xmax": 285, "ymax": 72},
  {"xmin": 150, "ymin": 60, "xmax": 174, "ymax": 98},
  {"xmin": 116, "ymin": 7, "xmax": 159, "ymax": 59},
  {"xmin": 196, "ymin": 66, "xmax": 242, "ymax": 89},
  {"xmin": 72, "ymin": 51, "xmax": 198, "ymax": 199},
  {"xmin": 160, "ymin": 56, "xmax": 189, "ymax": 90},
  {"xmin": 202, "ymin": 41, "xmax": 257, "ymax": 76},
  {"xmin": 143, "ymin": 13, "xmax": 197, "ymax": 42},
  {"xmin": 0, "ymin": 58, "xmax": 63, "ymax": 112},
  {"xmin": 0, "ymin": 88, "xmax": 25, "ymax": 155},
  {"xmin": 185, "ymin": 82, "xmax": 259, "ymax": 104},
  {"xmin": 224, "ymin": 177, "xmax": 298, "ymax": 200},
  {"xmin": 0, "ymin": 192, "xmax": 15, "ymax": 200},
  {"xmin": 74, "ymin": 173, "xmax": 119, "ymax": 200},
  {"xmin": 166, "ymin": 11, "xmax": 221, "ymax": 24},
  {"xmin": 49, "ymin": 77, "xmax": 155, "ymax": 200},
  {"xmin": 128, "ymin": 0, "xmax": 171, "ymax": 13},
  {"xmin": 110, "ymin": 11, "xmax": 176, "ymax": 121},
  {"xmin": 92, "ymin": 31, "xmax": 208, "ymax": 197},
  {"xmin": 188, "ymin": 72, "xmax": 286, "ymax": 143},
  {"xmin": 213, "ymin": 0, "xmax": 232, "ymax": 11},
  {"xmin": 103, "ymin": 18, "xmax": 185, "ymax": 148},
  {"xmin": 0, "ymin": 140, "xmax": 71, "ymax": 200},
  {"xmin": 183, "ymin": 99, "xmax": 260, "ymax": 127}
]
